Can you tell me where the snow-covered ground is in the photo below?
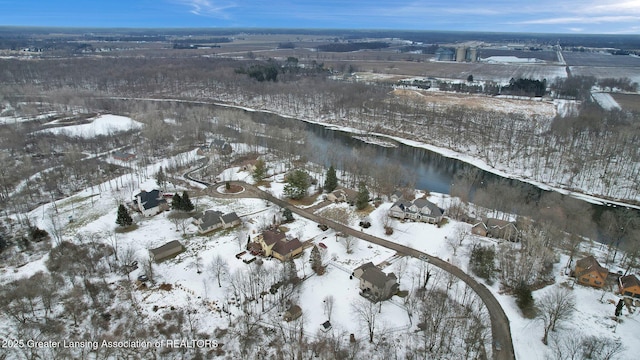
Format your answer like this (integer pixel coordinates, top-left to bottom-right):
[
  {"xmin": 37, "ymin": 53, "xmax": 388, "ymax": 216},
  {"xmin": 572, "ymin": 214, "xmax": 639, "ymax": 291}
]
[
  {"xmin": 36, "ymin": 114, "xmax": 143, "ymax": 138},
  {"xmin": 592, "ymin": 92, "xmax": 622, "ymax": 110},
  {"xmin": 3, "ymin": 152, "xmax": 639, "ymax": 359}
]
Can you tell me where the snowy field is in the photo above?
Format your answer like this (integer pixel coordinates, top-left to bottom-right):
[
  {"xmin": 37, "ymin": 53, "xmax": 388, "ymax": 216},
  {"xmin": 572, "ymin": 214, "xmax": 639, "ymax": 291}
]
[
  {"xmin": 591, "ymin": 92, "xmax": 622, "ymax": 110},
  {"xmin": 36, "ymin": 114, "xmax": 143, "ymax": 138}
]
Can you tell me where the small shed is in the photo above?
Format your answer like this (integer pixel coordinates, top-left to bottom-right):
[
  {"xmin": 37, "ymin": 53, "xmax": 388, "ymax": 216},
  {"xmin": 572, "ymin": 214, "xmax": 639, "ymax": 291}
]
[
  {"xmin": 321, "ymin": 321, "xmax": 332, "ymax": 332},
  {"xmin": 283, "ymin": 305, "xmax": 302, "ymax": 322},
  {"xmin": 149, "ymin": 240, "xmax": 185, "ymax": 263}
]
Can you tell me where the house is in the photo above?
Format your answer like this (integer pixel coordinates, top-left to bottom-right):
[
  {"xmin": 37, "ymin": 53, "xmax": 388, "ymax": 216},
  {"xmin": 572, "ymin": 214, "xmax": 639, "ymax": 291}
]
[
  {"xmin": 389, "ymin": 198, "xmax": 443, "ymax": 224},
  {"xmin": 112, "ymin": 151, "xmax": 135, "ymax": 162},
  {"xmin": 195, "ymin": 210, "xmax": 241, "ymax": 234},
  {"xmin": 149, "ymin": 240, "xmax": 185, "ymax": 263},
  {"xmin": 326, "ymin": 189, "xmax": 348, "ymax": 203},
  {"xmin": 211, "ymin": 139, "xmax": 232, "ymax": 155},
  {"xmin": 574, "ymin": 255, "xmax": 608, "ymax": 288},
  {"xmin": 389, "ymin": 190, "xmax": 404, "ymax": 203},
  {"xmin": 485, "ymin": 218, "xmax": 518, "ymax": 241},
  {"xmin": 133, "ymin": 190, "xmax": 169, "ymax": 217},
  {"xmin": 471, "ymin": 219, "xmax": 519, "ymax": 241},
  {"xmin": 253, "ymin": 229, "xmax": 303, "ymax": 261},
  {"xmin": 353, "ymin": 262, "xmax": 399, "ymax": 302},
  {"xmin": 471, "ymin": 222, "xmax": 488, "ymax": 237},
  {"xmin": 619, "ymin": 275, "xmax": 640, "ymax": 299},
  {"xmin": 283, "ymin": 305, "xmax": 302, "ymax": 321},
  {"xmin": 353, "ymin": 262, "xmax": 377, "ymax": 279}
]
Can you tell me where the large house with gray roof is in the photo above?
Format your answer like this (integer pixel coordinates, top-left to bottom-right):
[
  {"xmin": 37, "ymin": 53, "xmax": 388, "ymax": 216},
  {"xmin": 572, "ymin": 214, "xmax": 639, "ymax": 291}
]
[
  {"xmin": 389, "ymin": 198, "xmax": 443, "ymax": 224},
  {"xmin": 352, "ymin": 262, "xmax": 399, "ymax": 302},
  {"xmin": 194, "ymin": 209, "xmax": 241, "ymax": 234}
]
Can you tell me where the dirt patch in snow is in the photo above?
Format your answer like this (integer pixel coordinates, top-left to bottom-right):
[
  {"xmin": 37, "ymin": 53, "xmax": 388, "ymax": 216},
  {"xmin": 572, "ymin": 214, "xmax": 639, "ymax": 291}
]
[{"xmin": 392, "ymin": 89, "xmax": 557, "ymax": 117}]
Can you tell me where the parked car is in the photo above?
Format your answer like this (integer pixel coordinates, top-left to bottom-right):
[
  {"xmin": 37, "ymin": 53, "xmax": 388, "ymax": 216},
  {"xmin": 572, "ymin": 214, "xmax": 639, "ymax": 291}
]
[
  {"xmin": 137, "ymin": 274, "xmax": 149, "ymax": 282},
  {"xmin": 318, "ymin": 243, "xmax": 327, "ymax": 249},
  {"xmin": 318, "ymin": 224, "xmax": 328, "ymax": 231}
]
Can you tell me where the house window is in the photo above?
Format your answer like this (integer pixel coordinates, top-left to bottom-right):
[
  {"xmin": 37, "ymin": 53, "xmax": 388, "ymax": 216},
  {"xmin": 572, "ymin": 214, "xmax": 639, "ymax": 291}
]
[
  {"xmin": 624, "ymin": 291, "xmax": 632, "ymax": 296},
  {"xmin": 594, "ymin": 281, "xmax": 602, "ymax": 285},
  {"xmin": 582, "ymin": 278, "xmax": 589, "ymax": 282}
]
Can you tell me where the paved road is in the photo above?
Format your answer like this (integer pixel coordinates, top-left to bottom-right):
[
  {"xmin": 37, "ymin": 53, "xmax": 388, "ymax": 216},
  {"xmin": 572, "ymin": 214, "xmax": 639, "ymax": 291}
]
[{"xmin": 202, "ymin": 179, "xmax": 515, "ymax": 359}]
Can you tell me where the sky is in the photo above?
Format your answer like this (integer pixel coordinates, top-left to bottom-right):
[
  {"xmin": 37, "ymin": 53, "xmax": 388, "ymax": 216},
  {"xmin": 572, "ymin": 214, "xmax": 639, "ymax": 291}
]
[{"xmin": 1, "ymin": 0, "xmax": 639, "ymax": 34}]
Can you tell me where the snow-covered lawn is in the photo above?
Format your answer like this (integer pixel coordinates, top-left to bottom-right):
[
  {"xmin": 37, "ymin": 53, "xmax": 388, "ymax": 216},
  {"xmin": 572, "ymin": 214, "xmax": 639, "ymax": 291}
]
[{"xmin": 592, "ymin": 92, "xmax": 622, "ymax": 110}]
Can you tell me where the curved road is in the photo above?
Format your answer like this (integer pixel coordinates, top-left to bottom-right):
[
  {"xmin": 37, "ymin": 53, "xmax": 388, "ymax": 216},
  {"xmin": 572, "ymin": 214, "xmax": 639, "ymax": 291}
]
[{"xmin": 191, "ymin": 177, "xmax": 515, "ymax": 359}]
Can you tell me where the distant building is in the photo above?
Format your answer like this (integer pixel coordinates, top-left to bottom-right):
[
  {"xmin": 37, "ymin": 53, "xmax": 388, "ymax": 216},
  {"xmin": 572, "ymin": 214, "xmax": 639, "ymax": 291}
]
[
  {"xmin": 435, "ymin": 47, "xmax": 455, "ymax": 61},
  {"xmin": 112, "ymin": 151, "xmax": 135, "ymax": 162}
]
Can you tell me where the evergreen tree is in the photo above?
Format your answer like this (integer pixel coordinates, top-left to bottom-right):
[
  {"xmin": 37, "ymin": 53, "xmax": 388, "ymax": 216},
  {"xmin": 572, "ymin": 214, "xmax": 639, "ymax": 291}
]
[
  {"xmin": 252, "ymin": 159, "xmax": 268, "ymax": 182},
  {"xmin": 181, "ymin": 191, "xmax": 195, "ymax": 212},
  {"xmin": 283, "ymin": 169, "xmax": 310, "ymax": 200},
  {"xmin": 324, "ymin": 165, "xmax": 338, "ymax": 192},
  {"xmin": 172, "ymin": 193, "xmax": 183, "ymax": 210},
  {"xmin": 514, "ymin": 281, "xmax": 534, "ymax": 311},
  {"xmin": 469, "ymin": 244, "xmax": 496, "ymax": 280},
  {"xmin": 310, "ymin": 245, "xmax": 322, "ymax": 273},
  {"xmin": 283, "ymin": 208, "xmax": 294, "ymax": 222},
  {"xmin": 116, "ymin": 204, "xmax": 133, "ymax": 227},
  {"xmin": 355, "ymin": 182, "xmax": 370, "ymax": 210},
  {"xmin": 155, "ymin": 166, "xmax": 167, "ymax": 188}
]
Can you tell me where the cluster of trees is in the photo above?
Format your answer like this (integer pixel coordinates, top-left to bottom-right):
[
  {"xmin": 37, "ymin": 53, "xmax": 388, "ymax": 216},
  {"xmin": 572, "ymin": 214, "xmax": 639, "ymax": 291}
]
[
  {"xmin": 316, "ymin": 41, "xmax": 389, "ymax": 52},
  {"xmin": 172, "ymin": 191, "xmax": 194, "ymax": 212}
]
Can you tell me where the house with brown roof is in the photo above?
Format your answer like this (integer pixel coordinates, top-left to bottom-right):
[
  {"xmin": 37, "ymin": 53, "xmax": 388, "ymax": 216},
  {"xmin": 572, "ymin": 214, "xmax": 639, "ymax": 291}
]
[
  {"xmin": 149, "ymin": 240, "xmax": 185, "ymax": 263},
  {"xmin": 352, "ymin": 262, "xmax": 399, "ymax": 302},
  {"xmin": 284, "ymin": 305, "xmax": 302, "ymax": 321},
  {"xmin": 471, "ymin": 218, "xmax": 519, "ymax": 241},
  {"xmin": 253, "ymin": 229, "xmax": 303, "ymax": 261},
  {"xmin": 574, "ymin": 255, "xmax": 608, "ymax": 288},
  {"xmin": 619, "ymin": 275, "xmax": 640, "ymax": 299}
]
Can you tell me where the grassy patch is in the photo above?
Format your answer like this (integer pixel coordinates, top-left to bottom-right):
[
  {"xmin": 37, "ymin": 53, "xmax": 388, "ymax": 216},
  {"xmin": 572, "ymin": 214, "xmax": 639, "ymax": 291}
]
[
  {"xmin": 115, "ymin": 224, "xmax": 139, "ymax": 234},
  {"xmin": 288, "ymin": 193, "xmax": 320, "ymax": 206},
  {"xmin": 279, "ymin": 226, "xmax": 290, "ymax": 233}
]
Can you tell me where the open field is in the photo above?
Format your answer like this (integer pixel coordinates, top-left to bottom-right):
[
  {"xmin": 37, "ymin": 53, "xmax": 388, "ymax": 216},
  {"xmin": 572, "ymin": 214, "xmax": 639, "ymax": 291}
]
[
  {"xmin": 563, "ymin": 51, "xmax": 640, "ymax": 67},
  {"xmin": 611, "ymin": 93, "xmax": 640, "ymax": 112},
  {"xmin": 479, "ymin": 49, "xmax": 558, "ymax": 62}
]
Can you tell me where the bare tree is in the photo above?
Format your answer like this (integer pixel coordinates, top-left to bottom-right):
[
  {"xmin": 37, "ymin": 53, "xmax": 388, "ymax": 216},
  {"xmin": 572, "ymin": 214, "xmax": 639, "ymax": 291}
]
[
  {"xmin": 341, "ymin": 235, "xmax": 358, "ymax": 254},
  {"xmin": 537, "ymin": 287, "xmax": 576, "ymax": 345},
  {"xmin": 352, "ymin": 298, "xmax": 379, "ymax": 343},
  {"xmin": 323, "ymin": 295, "xmax": 335, "ymax": 322},
  {"xmin": 209, "ymin": 254, "xmax": 229, "ymax": 288}
]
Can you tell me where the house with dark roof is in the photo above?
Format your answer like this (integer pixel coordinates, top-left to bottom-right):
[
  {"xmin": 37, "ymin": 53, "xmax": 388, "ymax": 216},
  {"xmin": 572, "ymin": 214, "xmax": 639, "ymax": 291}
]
[
  {"xmin": 284, "ymin": 305, "xmax": 302, "ymax": 322},
  {"xmin": 133, "ymin": 189, "xmax": 169, "ymax": 217},
  {"xmin": 149, "ymin": 240, "xmax": 185, "ymax": 263},
  {"xmin": 485, "ymin": 218, "xmax": 519, "ymax": 241},
  {"xmin": 574, "ymin": 255, "xmax": 608, "ymax": 288},
  {"xmin": 112, "ymin": 151, "xmax": 135, "ymax": 162},
  {"xmin": 195, "ymin": 210, "xmax": 241, "ymax": 234},
  {"xmin": 472, "ymin": 218, "xmax": 519, "ymax": 241},
  {"xmin": 352, "ymin": 262, "xmax": 399, "ymax": 302},
  {"xmin": 619, "ymin": 275, "xmax": 640, "ymax": 299},
  {"xmin": 253, "ymin": 229, "xmax": 303, "ymax": 261},
  {"xmin": 389, "ymin": 198, "xmax": 443, "ymax": 224}
]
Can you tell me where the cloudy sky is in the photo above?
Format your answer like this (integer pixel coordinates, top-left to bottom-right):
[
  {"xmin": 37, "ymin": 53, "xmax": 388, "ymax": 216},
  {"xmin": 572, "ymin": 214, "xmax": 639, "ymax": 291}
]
[{"xmin": 1, "ymin": 0, "xmax": 639, "ymax": 34}]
